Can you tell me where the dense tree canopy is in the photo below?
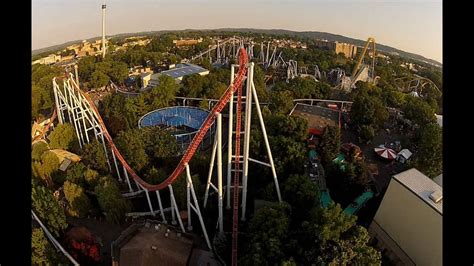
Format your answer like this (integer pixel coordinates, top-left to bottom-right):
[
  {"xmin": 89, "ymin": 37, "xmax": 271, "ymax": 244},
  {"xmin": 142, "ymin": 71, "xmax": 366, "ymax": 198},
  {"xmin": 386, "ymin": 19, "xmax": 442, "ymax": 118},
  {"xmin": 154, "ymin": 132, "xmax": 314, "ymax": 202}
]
[
  {"xmin": 95, "ymin": 176, "xmax": 131, "ymax": 224},
  {"xmin": 32, "ymin": 182, "xmax": 67, "ymax": 237},
  {"xmin": 80, "ymin": 139, "xmax": 109, "ymax": 174},
  {"xmin": 63, "ymin": 181, "xmax": 91, "ymax": 218},
  {"xmin": 410, "ymin": 123, "xmax": 442, "ymax": 177},
  {"xmin": 48, "ymin": 123, "xmax": 79, "ymax": 152},
  {"xmin": 320, "ymin": 125, "xmax": 341, "ymax": 165}
]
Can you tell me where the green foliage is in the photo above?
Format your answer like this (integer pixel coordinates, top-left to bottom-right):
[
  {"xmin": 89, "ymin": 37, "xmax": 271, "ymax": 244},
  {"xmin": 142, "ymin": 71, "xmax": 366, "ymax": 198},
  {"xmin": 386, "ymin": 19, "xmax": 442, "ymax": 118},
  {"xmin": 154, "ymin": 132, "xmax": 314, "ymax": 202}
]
[
  {"xmin": 241, "ymin": 203, "xmax": 291, "ymax": 265},
  {"xmin": 360, "ymin": 124, "xmax": 376, "ymax": 143},
  {"xmin": 410, "ymin": 123, "xmax": 442, "ymax": 177},
  {"xmin": 48, "ymin": 123, "xmax": 79, "ymax": 151},
  {"xmin": 95, "ymin": 176, "xmax": 131, "ymax": 224},
  {"xmin": 282, "ymin": 174, "xmax": 319, "ymax": 220},
  {"xmin": 273, "ymin": 77, "xmax": 330, "ymax": 99},
  {"xmin": 149, "ymin": 75, "xmax": 178, "ymax": 109},
  {"xmin": 269, "ymin": 90, "xmax": 295, "ymax": 115},
  {"xmin": 81, "ymin": 139, "xmax": 109, "ymax": 174},
  {"xmin": 316, "ymin": 225, "xmax": 382, "ymax": 265},
  {"xmin": 31, "ymin": 64, "xmax": 61, "ymax": 120},
  {"xmin": 63, "ymin": 181, "xmax": 91, "ymax": 218},
  {"xmin": 32, "ymin": 141, "xmax": 49, "ymax": 161},
  {"xmin": 115, "ymin": 126, "xmax": 179, "ymax": 174},
  {"xmin": 66, "ymin": 162, "xmax": 87, "ymax": 186},
  {"xmin": 41, "ymin": 151, "xmax": 60, "ymax": 183},
  {"xmin": 32, "ymin": 182, "xmax": 67, "ymax": 237},
  {"xmin": 402, "ymin": 95, "xmax": 436, "ymax": 127},
  {"xmin": 320, "ymin": 126, "xmax": 341, "ymax": 165},
  {"xmin": 84, "ymin": 168, "xmax": 100, "ymax": 189},
  {"xmin": 32, "ymin": 228, "xmax": 65, "ymax": 265},
  {"xmin": 89, "ymin": 70, "xmax": 110, "ymax": 88},
  {"xmin": 266, "ymin": 114, "xmax": 308, "ymax": 141}
]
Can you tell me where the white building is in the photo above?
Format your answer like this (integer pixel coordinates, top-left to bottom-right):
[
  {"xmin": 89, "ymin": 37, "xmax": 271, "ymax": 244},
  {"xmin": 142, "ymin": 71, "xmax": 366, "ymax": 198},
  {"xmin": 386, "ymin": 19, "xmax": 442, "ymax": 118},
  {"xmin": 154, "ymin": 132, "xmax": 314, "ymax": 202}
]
[{"xmin": 369, "ymin": 168, "xmax": 442, "ymax": 265}]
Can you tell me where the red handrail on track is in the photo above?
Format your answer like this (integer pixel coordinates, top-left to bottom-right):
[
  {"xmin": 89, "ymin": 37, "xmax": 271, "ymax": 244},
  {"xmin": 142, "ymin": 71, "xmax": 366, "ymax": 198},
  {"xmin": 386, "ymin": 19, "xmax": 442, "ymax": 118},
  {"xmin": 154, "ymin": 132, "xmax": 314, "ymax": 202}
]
[{"xmin": 68, "ymin": 48, "xmax": 249, "ymax": 192}]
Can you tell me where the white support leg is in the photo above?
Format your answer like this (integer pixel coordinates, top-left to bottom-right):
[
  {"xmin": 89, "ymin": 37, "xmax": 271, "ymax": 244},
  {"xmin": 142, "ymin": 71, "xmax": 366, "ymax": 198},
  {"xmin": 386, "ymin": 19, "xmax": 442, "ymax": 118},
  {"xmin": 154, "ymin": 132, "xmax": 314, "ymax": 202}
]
[
  {"xmin": 144, "ymin": 189, "xmax": 155, "ymax": 216},
  {"xmin": 241, "ymin": 63, "xmax": 254, "ymax": 221},
  {"xmin": 123, "ymin": 165, "xmax": 132, "ymax": 192},
  {"xmin": 217, "ymin": 113, "xmax": 223, "ymax": 233},
  {"xmin": 186, "ymin": 171, "xmax": 192, "ymax": 231},
  {"xmin": 185, "ymin": 164, "xmax": 212, "ymax": 250},
  {"xmin": 169, "ymin": 185, "xmax": 185, "ymax": 232},
  {"xmin": 155, "ymin": 190, "xmax": 167, "ymax": 223},
  {"xmin": 227, "ymin": 65, "xmax": 236, "ymax": 209},
  {"xmin": 98, "ymin": 133, "xmax": 113, "ymax": 173},
  {"xmin": 251, "ymin": 81, "xmax": 282, "ymax": 202},
  {"xmin": 111, "ymin": 150, "xmax": 122, "ymax": 182},
  {"xmin": 203, "ymin": 133, "xmax": 218, "ymax": 208},
  {"xmin": 170, "ymin": 190, "xmax": 177, "ymax": 225}
]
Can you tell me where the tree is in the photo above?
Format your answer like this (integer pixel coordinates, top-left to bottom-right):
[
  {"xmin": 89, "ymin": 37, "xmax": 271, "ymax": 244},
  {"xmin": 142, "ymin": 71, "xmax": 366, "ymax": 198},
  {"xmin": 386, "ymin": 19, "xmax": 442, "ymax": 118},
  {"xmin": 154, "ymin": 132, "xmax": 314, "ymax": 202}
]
[
  {"xmin": 63, "ymin": 181, "xmax": 91, "ymax": 218},
  {"xmin": 48, "ymin": 123, "xmax": 79, "ymax": 151},
  {"xmin": 32, "ymin": 182, "xmax": 67, "ymax": 237},
  {"xmin": 402, "ymin": 95, "xmax": 436, "ymax": 127},
  {"xmin": 316, "ymin": 226, "xmax": 382, "ymax": 265},
  {"xmin": 108, "ymin": 61, "xmax": 129, "ymax": 84},
  {"xmin": 66, "ymin": 162, "xmax": 87, "ymax": 187},
  {"xmin": 180, "ymin": 74, "xmax": 205, "ymax": 97},
  {"xmin": 360, "ymin": 124, "xmax": 375, "ymax": 143},
  {"xmin": 81, "ymin": 139, "xmax": 109, "ymax": 174},
  {"xmin": 282, "ymin": 174, "xmax": 319, "ymax": 220},
  {"xmin": 32, "ymin": 228, "xmax": 65, "ymax": 265},
  {"xmin": 95, "ymin": 176, "xmax": 131, "ymax": 224},
  {"xmin": 115, "ymin": 129, "xmax": 149, "ymax": 172},
  {"xmin": 410, "ymin": 123, "xmax": 442, "ymax": 177},
  {"xmin": 270, "ymin": 90, "xmax": 294, "ymax": 115},
  {"xmin": 89, "ymin": 70, "xmax": 110, "ymax": 88},
  {"xmin": 84, "ymin": 168, "xmax": 100, "ymax": 189},
  {"xmin": 32, "ymin": 141, "xmax": 49, "ymax": 161},
  {"xmin": 266, "ymin": 114, "xmax": 308, "ymax": 141},
  {"xmin": 320, "ymin": 126, "xmax": 341, "ymax": 165},
  {"xmin": 41, "ymin": 151, "xmax": 61, "ymax": 186},
  {"xmin": 149, "ymin": 75, "xmax": 178, "ymax": 109},
  {"xmin": 241, "ymin": 203, "xmax": 291, "ymax": 265}
]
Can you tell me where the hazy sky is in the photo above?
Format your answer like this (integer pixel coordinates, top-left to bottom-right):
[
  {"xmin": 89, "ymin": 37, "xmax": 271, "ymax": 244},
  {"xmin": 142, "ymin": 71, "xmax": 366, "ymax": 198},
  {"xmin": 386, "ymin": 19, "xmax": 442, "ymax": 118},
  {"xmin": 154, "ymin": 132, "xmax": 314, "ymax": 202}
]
[{"xmin": 32, "ymin": 0, "xmax": 442, "ymax": 62}]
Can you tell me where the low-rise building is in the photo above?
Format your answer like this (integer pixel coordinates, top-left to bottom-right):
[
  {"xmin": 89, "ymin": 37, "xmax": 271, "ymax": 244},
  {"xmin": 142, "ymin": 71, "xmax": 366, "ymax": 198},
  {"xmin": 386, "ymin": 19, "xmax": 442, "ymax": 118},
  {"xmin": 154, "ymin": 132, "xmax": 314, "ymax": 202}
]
[
  {"xmin": 173, "ymin": 38, "xmax": 203, "ymax": 46},
  {"xmin": 289, "ymin": 103, "xmax": 341, "ymax": 135},
  {"xmin": 314, "ymin": 39, "xmax": 358, "ymax": 58},
  {"xmin": 111, "ymin": 220, "xmax": 218, "ymax": 266},
  {"xmin": 368, "ymin": 168, "xmax": 442, "ymax": 265},
  {"xmin": 146, "ymin": 63, "xmax": 209, "ymax": 87}
]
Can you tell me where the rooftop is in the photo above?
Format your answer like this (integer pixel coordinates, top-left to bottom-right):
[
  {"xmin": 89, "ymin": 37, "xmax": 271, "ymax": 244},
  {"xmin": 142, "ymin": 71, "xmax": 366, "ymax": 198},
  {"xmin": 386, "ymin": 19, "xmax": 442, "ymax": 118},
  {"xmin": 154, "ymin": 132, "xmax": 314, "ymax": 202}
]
[
  {"xmin": 393, "ymin": 168, "xmax": 442, "ymax": 214},
  {"xmin": 289, "ymin": 103, "xmax": 340, "ymax": 134},
  {"xmin": 157, "ymin": 63, "xmax": 209, "ymax": 80}
]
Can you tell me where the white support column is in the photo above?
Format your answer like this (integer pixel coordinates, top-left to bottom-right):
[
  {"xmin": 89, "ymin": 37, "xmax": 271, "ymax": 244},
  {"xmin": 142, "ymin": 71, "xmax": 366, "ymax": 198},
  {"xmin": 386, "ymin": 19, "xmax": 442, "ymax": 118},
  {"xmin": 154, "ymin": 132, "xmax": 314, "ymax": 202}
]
[
  {"xmin": 144, "ymin": 188, "xmax": 155, "ymax": 216},
  {"xmin": 155, "ymin": 190, "xmax": 167, "ymax": 223},
  {"xmin": 185, "ymin": 164, "xmax": 212, "ymax": 250},
  {"xmin": 169, "ymin": 185, "xmax": 185, "ymax": 232},
  {"xmin": 226, "ymin": 65, "xmax": 236, "ymax": 209},
  {"xmin": 186, "ymin": 168, "xmax": 193, "ymax": 231},
  {"xmin": 216, "ymin": 113, "xmax": 223, "ymax": 233},
  {"xmin": 99, "ymin": 133, "xmax": 113, "ymax": 173},
  {"xmin": 170, "ymin": 189, "xmax": 176, "ymax": 225},
  {"xmin": 203, "ymin": 133, "xmax": 218, "ymax": 208},
  {"xmin": 111, "ymin": 150, "xmax": 123, "ymax": 182},
  {"xmin": 241, "ymin": 63, "xmax": 253, "ymax": 221},
  {"xmin": 123, "ymin": 165, "xmax": 132, "ymax": 192},
  {"xmin": 251, "ymin": 81, "xmax": 282, "ymax": 203}
]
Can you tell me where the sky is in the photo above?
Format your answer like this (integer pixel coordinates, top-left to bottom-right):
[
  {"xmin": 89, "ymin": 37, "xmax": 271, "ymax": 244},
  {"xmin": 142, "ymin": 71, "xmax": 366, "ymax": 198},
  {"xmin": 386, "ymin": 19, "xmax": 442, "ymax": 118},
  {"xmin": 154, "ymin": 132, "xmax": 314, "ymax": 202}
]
[{"xmin": 32, "ymin": 0, "xmax": 442, "ymax": 63}]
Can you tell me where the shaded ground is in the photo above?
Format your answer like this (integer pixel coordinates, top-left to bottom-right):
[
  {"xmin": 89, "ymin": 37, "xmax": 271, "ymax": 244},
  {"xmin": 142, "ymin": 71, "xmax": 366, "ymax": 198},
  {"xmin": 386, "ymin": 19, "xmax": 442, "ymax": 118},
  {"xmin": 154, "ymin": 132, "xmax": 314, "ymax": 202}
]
[
  {"xmin": 338, "ymin": 114, "xmax": 412, "ymax": 225},
  {"xmin": 67, "ymin": 217, "xmax": 128, "ymax": 265}
]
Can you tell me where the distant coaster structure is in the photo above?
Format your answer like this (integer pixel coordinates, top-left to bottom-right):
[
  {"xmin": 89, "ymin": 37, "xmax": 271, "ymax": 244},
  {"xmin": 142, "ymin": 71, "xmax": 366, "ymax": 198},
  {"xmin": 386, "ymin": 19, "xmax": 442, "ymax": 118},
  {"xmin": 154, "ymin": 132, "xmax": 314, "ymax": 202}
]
[{"xmin": 52, "ymin": 48, "xmax": 281, "ymax": 265}]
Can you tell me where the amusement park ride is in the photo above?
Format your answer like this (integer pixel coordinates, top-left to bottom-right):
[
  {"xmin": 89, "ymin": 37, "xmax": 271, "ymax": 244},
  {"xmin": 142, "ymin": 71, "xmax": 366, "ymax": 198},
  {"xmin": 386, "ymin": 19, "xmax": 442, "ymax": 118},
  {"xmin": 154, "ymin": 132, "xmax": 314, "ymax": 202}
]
[{"xmin": 51, "ymin": 48, "xmax": 281, "ymax": 265}]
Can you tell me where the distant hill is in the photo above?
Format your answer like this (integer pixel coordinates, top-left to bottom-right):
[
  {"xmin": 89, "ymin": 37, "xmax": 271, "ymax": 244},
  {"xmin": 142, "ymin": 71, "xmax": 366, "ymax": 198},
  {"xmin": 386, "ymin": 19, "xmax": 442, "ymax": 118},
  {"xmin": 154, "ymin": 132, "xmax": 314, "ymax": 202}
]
[{"xmin": 33, "ymin": 28, "xmax": 441, "ymax": 67}]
